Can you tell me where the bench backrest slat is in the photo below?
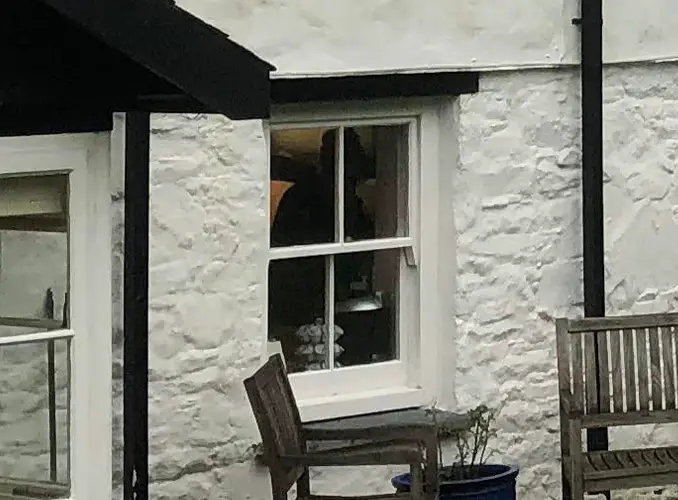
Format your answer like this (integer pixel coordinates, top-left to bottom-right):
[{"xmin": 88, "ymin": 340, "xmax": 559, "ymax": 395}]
[{"xmin": 557, "ymin": 312, "xmax": 678, "ymax": 423}]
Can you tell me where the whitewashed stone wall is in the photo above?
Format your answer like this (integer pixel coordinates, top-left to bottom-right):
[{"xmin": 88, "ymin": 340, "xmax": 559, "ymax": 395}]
[
  {"xmin": 0, "ymin": 62, "xmax": 660, "ymax": 499},
  {"xmin": 4, "ymin": 62, "xmax": 678, "ymax": 500},
  {"xmin": 456, "ymin": 64, "xmax": 678, "ymax": 500},
  {"xmin": 130, "ymin": 62, "xmax": 678, "ymax": 500}
]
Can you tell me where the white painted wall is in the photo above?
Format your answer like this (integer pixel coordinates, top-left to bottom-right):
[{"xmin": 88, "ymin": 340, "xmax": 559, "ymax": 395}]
[
  {"xmin": 178, "ymin": 0, "xmax": 678, "ymax": 73},
  {"xmin": 6, "ymin": 1, "xmax": 678, "ymax": 499},
  {"xmin": 119, "ymin": 61, "xmax": 678, "ymax": 500}
]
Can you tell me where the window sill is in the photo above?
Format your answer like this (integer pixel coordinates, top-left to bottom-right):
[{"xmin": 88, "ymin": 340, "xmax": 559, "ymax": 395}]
[{"xmin": 297, "ymin": 386, "xmax": 427, "ymax": 423}]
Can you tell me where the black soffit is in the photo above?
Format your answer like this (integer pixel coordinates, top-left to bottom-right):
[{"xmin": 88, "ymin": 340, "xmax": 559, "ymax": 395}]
[
  {"xmin": 1, "ymin": 0, "xmax": 274, "ymax": 121},
  {"xmin": 271, "ymin": 70, "xmax": 480, "ymax": 105}
]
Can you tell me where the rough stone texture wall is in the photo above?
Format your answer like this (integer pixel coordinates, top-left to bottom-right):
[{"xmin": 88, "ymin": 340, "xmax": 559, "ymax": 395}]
[
  {"xmin": 136, "ymin": 63, "xmax": 678, "ymax": 500},
  {"xmin": 455, "ymin": 64, "xmax": 678, "ymax": 500},
  {"xmin": 143, "ymin": 114, "xmax": 270, "ymax": 500},
  {"xmin": 100, "ymin": 63, "xmax": 678, "ymax": 500}
]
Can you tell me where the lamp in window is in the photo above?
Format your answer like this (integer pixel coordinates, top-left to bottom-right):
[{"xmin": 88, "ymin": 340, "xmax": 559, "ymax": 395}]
[{"xmin": 335, "ymin": 290, "xmax": 383, "ymax": 313}]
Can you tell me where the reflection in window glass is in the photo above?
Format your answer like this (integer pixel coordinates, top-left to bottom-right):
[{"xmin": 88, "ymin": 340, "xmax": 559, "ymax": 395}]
[
  {"xmin": 267, "ymin": 249, "xmax": 400, "ymax": 373},
  {"xmin": 0, "ymin": 173, "xmax": 70, "ymax": 498},
  {"xmin": 268, "ymin": 256, "xmax": 327, "ymax": 373},
  {"xmin": 346, "ymin": 125, "xmax": 409, "ymax": 241},
  {"xmin": 334, "ymin": 249, "xmax": 399, "ymax": 367},
  {"xmin": 0, "ymin": 174, "xmax": 68, "ymax": 336},
  {"xmin": 0, "ymin": 338, "xmax": 71, "ymax": 496},
  {"xmin": 270, "ymin": 128, "xmax": 337, "ymax": 246}
]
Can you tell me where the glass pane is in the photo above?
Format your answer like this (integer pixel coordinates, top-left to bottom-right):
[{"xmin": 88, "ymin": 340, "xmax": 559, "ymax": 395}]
[
  {"xmin": 268, "ymin": 256, "xmax": 329, "ymax": 373},
  {"xmin": 270, "ymin": 128, "xmax": 337, "ymax": 247},
  {"xmin": 345, "ymin": 126, "xmax": 409, "ymax": 241},
  {"xmin": 334, "ymin": 249, "xmax": 400, "ymax": 367},
  {"xmin": 0, "ymin": 337, "xmax": 71, "ymax": 498},
  {"xmin": 0, "ymin": 174, "xmax": 68, "ymax": 336}
]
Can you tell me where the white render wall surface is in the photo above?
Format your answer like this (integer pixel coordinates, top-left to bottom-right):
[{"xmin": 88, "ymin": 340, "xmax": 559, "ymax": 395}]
[
  {"xmin": 177, "ymin": 0, "xmax": 678, "ymax": 72},
  {"xmin": 122, "ymin": 62, "xmax": 678, "ymax": 500}
]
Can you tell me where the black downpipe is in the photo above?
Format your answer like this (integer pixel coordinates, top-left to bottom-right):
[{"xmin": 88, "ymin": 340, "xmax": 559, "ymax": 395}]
[
  {"xmin": 576, "ymin": 0, "xmax": 608, "ymax": 497},
  {"xmin": 123, "ymin": 112, "xmax": 151, "ymax": 500}
]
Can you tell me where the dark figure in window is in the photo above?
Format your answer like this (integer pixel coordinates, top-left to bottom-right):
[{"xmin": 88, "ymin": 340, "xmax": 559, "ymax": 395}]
[{"xmin": 269, "ymin": 129, "xmax": 375, "ymax": 328}]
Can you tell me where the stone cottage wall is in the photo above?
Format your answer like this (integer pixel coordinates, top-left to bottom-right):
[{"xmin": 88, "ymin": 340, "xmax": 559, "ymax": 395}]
[
  {"xmin": 132, "ymin": 62, "xmax": 678, "ymax": 500},
  {"xmin": 455, "ymin": 64, "xmax": 678, "ymax": 499},
  {"xmin": 5, "ymin": 63, "xmax": 678, "ymax": 500}
]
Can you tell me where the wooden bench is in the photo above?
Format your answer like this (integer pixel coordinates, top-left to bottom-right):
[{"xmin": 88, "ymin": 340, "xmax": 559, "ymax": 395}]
[{"xmin": 557, "ymin": 312, "xmax": 678, "ymax": 499}]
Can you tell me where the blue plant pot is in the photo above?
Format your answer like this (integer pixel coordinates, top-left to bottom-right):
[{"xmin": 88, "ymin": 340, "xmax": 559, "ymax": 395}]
[{"xmin": 391, "ymin": 464, "xmax": 519, "ymax": 500}]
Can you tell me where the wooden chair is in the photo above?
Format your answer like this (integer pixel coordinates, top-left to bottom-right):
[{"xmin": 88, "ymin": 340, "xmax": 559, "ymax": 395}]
[
  {"xmin": 244, "ymin": 354, "xmax": 426, "ymax": 500},
  {"xmin": 556, "ymin": 312, "xmax": 678, "ymax": 499}
]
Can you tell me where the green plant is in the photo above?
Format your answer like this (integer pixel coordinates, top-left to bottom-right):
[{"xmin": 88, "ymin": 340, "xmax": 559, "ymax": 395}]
[{"xmin": 425, "ymin": 403, "xmax": 498, "ymax": 481}]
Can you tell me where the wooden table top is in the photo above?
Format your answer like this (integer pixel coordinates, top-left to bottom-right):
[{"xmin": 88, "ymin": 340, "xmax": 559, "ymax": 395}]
[{"xmin": 302, "ymin": 407, "xmax": 469, "ymax": 439}]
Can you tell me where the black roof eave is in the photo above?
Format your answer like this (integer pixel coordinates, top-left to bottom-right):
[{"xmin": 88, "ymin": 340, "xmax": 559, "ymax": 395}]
[{"xmin": 40, "ymin": 0, "xmax": 275, "ymax": 119}]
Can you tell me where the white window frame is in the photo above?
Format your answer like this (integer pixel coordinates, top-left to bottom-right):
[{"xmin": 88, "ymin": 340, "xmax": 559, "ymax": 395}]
[
  {"xmin": 0, "ymin": 133, "xmax": 112, "ymax": 500},
  {"xmin": 264, "ymin": 98, "xmax": 451, "ymax": 422}
]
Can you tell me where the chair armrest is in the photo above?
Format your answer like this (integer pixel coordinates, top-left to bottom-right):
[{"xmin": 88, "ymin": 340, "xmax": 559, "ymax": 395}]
[{"xmin": 281, "ymin": 439, "xmax": 424, "ymax": 467}]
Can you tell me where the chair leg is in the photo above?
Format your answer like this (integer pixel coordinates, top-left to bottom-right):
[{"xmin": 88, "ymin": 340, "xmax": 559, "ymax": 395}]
[
  {"xmin": 409, "ymin": 462, "xmax": 424, "ymax": 500},
  {"xmin": 271, "ymin": 478, "xmax": 287, "ymax": 500},
  {"xmin": 297, "ymin": 468, "xmax": 311, "ymax": 500},
  {"xmin": 561, "ymin": 462, "xmax": 571, "ymax": 500},
  {"xmin": 570, "ymin": 464, "xmax": 584, "ymax": 500}
]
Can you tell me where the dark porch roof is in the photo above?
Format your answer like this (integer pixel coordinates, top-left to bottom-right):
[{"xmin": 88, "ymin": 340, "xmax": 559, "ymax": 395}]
[{"xmin": 1, "ymin": 0, "xmax": 274, "ymax": 127}]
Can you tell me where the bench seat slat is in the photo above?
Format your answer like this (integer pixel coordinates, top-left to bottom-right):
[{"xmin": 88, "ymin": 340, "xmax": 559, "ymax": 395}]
[{"xmin": 585, "ymin": 447, "xmax": 678, "ymax": 480}]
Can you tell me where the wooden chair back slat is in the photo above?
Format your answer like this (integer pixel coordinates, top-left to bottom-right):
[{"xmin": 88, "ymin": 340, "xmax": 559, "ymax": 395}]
[
  {"xmin": 623, "ymin": 328, "xmax": 637, "ymax": 411},
  {"xmin": 649, "ymin": 327, "xmax": 663, "ymax": 410},
  {"xmin": 571, "ymin": 333, "xmax": 584, "ymax": 413},
  {"xmin": 636, "ymin": 327, "xmax": 650, "ymax": 411},
  {"xmin": 557, "ymin": 313, "xmax": 678, "ymax": 422},
  {"xmin": 596, "ymin": 331, "xmax": 610, "ymax": 413},
  {"xmin": 610, "ymin": 332, "xmax": 624, "ymax": 412},
  {"xmin": 584, "ymin": 332, "xmax": 599, "ymax": 414},
  {"xmin": 244, "ymin": 354, "xmax": 306, "ymax": 491},
  {"xmin": 662, "ymin": 326, "xmax": 677, "ymax": 410}
]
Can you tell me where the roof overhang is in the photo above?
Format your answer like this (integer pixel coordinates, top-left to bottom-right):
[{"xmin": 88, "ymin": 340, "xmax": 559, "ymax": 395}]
[{"xmin": 0, "ymin": 0, "xmax": 274, "ymax": 128}]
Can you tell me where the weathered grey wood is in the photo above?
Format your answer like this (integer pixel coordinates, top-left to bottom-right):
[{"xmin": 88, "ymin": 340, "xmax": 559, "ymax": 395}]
[
  {"xmin": 580, "ymin": 409, "xmax": 678, "ymax": 427},
  {"xmin": 637, "ymin": 328, "xmax": 650, "ymax": 411},
  {"xmin": 649, "ymin": 326, "xmax": 663, "ymax": 410},
  {"xmin": 570, "ymin": 335, "xmax": 585, "ymax": 413},
  {"xmin": 584, "ymin": 332, "xmax": 599, "ymax": 414},
  {"xmin": 569, "ymin": 312, "xmax": 678, "ymax": 332},
  {"xmin": 623, "ymin": 328, "xmax": 637, "ymax": 411},
  {"xmin": 662, "ymin": 326, "xmax": 676, "ymax": 409},
  {"xmin": 556, "ymin": 312, "xmax": 678, "ymax": 500},
  {"xmin": 569, "ymin": 418, "xmax": 584, "ymax": 500},
  {"xmin": 571, "ymin": 334, "xmax": 584, "ymax": 413},
  {"xmin": 556, "ymin": 318, "xmax": 573, "ymax": 500},
  {"xmin": 596, "ymin": 330, "xmax": 610, "ymax": 413},
  {"xmin": 303, "ymin": 408, "xmax": 468, "ymax": 440},
  {"xmin": 609, "ymin": 331, "xmax": 624, "ymax": 412},
  {"xmin": 245, "ymin": 354, "xmax": 431, "ymax": 500}
]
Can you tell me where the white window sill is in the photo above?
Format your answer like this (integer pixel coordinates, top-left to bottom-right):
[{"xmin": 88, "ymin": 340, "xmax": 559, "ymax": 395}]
[{"xmin": 297, "ymin": 386, "xmax": 427, "ymax": 422}]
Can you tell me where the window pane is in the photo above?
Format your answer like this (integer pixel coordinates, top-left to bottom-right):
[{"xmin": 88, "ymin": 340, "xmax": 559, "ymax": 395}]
[
  {"xmin": 0, "ymin": 174, "xmax": 68, "ymax": 336},
  {"xmin": 334, "ymin": 249, "xmax": 399, "ymax": 367},
  {"xmin": 0, "ymin": 338, "xmax": 71, "ymax": 497},
  {"xmin": 270, "ymin": 128, "xmax": 337, "ymax": 247},
  {"xmin": 268, "ymin": 256, "xmax": 329, "ymax": 373},
  {"xmin": 345, "ymin": 126, "xmax": 409, "ymax": 241}
]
